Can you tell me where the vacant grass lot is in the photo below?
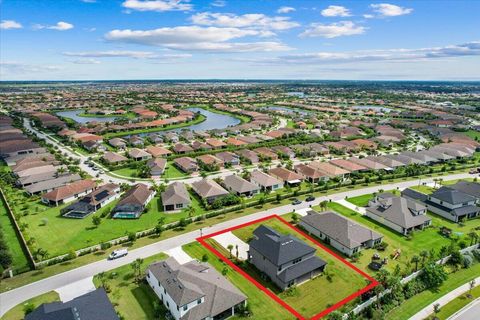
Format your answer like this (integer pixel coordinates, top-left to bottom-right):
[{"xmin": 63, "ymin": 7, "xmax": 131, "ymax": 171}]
[
  {"xmin": 1, "ymin": 291, "xmax": 59, "ymax": 320},
  {"xmin": 229, "ymin": 218, "xmax": 369, "ymax": 318},
  {"xmin": 0, "ymin": 194, "xmax": 30, "ymax": 272},
  {"xmin": 92, "ymin": 252, "xmax": 168, "ymax": 320},
  {"xmin": 324, "ymin": 202, "xmax": 480, "ymax": 275},
  {"xmin": 183, "ymin": 241, "xmax": 295, "ymax": 320}
]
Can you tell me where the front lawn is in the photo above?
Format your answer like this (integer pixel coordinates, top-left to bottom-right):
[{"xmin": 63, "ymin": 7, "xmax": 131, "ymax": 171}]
[
  {"xmin": 429, "ymin": 284, "xmax": 480, "ymax": 320},
  {"xmin": 1, "ymin": 291, "xmax": 59, "ymax": 320},
  {"xmin": 346, "ymin": 193, "xmax": 373, "ymax": 207},
  {"xmin": 162, "ymin": 162, "xmax": 189, "ymax": 179},
  {"xmin": 93, "ymin": 252, "xmax": 168, "ymax": 320},
  {"xmin": 182, "ymin": 242, "xmax": 295, "ymax": 320},
  {"xmin": 229, "ymin": 218, "xmax": 369, "ymax": 318}
]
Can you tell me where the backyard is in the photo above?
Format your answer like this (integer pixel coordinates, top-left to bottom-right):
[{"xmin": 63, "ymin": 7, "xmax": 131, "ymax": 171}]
[{"xmin": 226, "ymin": 217, "xmax": 370, "ymax": 318}]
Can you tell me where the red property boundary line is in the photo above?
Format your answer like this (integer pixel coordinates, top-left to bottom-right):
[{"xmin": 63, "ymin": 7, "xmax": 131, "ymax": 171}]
[{"xmin": 196, "ymin": 214, "xmax": 379, "ymax": 320}]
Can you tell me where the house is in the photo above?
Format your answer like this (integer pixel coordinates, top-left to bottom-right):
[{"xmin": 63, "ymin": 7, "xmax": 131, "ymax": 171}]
[
  {"xmin": 271, "ymin": 146, "xmax": 295, "ymax": 159},
  {"xmin": 191, "ymin": 179, "xmax": 229, "ymax": 204},
  {"xmin": 424, "ymin": 186, "xmax": 480, "ymax": 222},
  {"xmin": 249, "ymin": 170, "xmax": 283, "ymax": 192},
  {"xmin": 129, "ymin": 135, "xmax": 144, "ymax": 147},
  {"xmin": 384, "ymin": 154, "xmax": 424, "ymax": 165},
  {"xmin": 300, "ymin": 210, "xmax": 383, "ymax": 257},
  {"xmin": 223, "ymin": 175, "xmax": 260, "ymax": 197},
  {"xmin": 41, "ymin": 179, "xmax": 96, "ymax": 206},
  {"xmin": 197, "ymin": 154, "xmax": 224, "ymax": 169},
  {"xmin": 128, "ymin": 148, "xmax": 152, "ymax": 161},
  {"xmin": 329, "ymin": 159, "xmax": 368, "ymax": 172},
  {"xmin": 448, "ymin": 181, "xmax": 480, "ymax": 200},
  {"xmin": 0, "ymin": 139, "xmax": 46, "ymax": 159},
  {"xmin": 174, "ymin": 157, "xmax": 198, "ymax": 173},
  {"xmin": 253, "ymin": 147, "xmax": 278, "ymax": 160},
  {"xmin": 226, "ymin": 137, "xmax": 247, "ymax": 146},
  {"xmin": 191, "ymin": 140, "xmax": 212, "ymax": 151},
  {"xmin": 26, "ymin": 173, "xmax": 82, "ymax": 195},
  {"xmin": 366, "ymin": 193, "xmax": 432, "ymax": 235},
  {"xmin": 112, "ymin": 184, "xmax": 155, "ymax": 219},
  {"xmin": 366, "ymin": 156, "xmax": 404, "ymax": 169},
  {"xmin": 147, "ymin": 158, "xmax": 167, "ymax": 176},
  {"xmin": 348, "ymin": 157, "xmax": 389, "ymax": 170},
  {"xmin": 206, "ymin": 138, "xmax": 227, "ymax": 149},
  {"xmin": 173, "ymin": 143, "xmax": 194, "ymax": 154},
  {"xmin": 146, "ymin": 145, "xmax": 172, "ymax": 157},
  {"xmin": 268, "ymin": 167, "xmax": 303, "ymax": 186},
  {"xmin": 248, "ymin": 225, "xmax": 327, "ymax": 290},
  {"xmin": 401, "ymin": 151, "xmax": 438, "ymax": 165},
  {"xmin": 103, "ymin": 151, "xmax": 128, "ymax": 164},
  {"xmin": 309, "ymin": 161, "xmax": 350, "ymax": 179},
  {"xmin": 61, "ymin": 183, "xmax": 121, "ymax": 218},
  {"xmin": 147, "ymin": 257, "xmax": 247, "ymax": 320},
  {"xmin": 25, "ymin": 288, "xmax": 118, "ymax": 320},
  {"xmin": 235, "ymin": 149, "xmax": 259, "ymax": 164},
  {"xmin": 161, "ymin": 182, "xmax": 191, "ymax": 212},
  {"xmin": 216, "ymin": 151, "xmax": 240, "ymax": 166},
  {"xmin": 82, "ymin": 139, "xmax": 104, "ymax": 152},
  {"xmin": 294, "ymin": 164, "xmax": 328, "ymax": 183}
]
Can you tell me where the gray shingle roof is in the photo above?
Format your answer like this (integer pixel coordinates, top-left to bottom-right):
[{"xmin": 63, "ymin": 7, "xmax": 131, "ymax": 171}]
[
  {"xmin": 301, "ymin": 211, "xmax": 382, "ymax": 249},
  {"xmin": 161, "ymin": 182, "xmax": 191, "ymax": 206},
  {"xmin": 430, "ymin": 186, "xmax": 476, "ymax": 204},
  {"xmin": 448, "ymin": 181, "xmax": 480, "ymax": 199},
  {"xmin": 223, "ymin": 175, "xmax": 259, "ymax": 193}
]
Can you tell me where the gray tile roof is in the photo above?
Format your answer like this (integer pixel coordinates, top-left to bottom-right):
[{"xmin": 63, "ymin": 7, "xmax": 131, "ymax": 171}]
[
  {"xmin": 430, "ymin": 186, "xmax": 476, "ymax": 204},
  {"xmin": 148, "ymin": 258, "xmax": 246, "ymax": 320},
  {"xmin": 191, "ymin": 179, "xmax": 229, "ymax": 199},
  {"xmin": 250, "ymin": 170, "xmax": 281, "ymax": 187},
  {"xmin": 301, "ymin": 211, "xmax": 382, "ymax": 249},
  {"xmin": 277, "ymin": 255, "xmax": 327, "ymax": 283},
  {"xmin": 448, "ymin": 181, "xmax": 480, "ymax": 199},
  {"xmin": 161, "ymin": 182, "xmax": 191, "ymax": 206},
  {"xmin": 223, "ymin": 175, "xmax": 259, "ymax": 194}
]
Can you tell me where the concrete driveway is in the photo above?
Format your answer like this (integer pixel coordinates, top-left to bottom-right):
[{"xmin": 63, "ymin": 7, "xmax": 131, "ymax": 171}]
[
  {"xmin": 55, "ymin": 276, "xmax": 95, "ymax": 302},
  {"xmin": 212, "ymin": 232, "xmax": 249, "ymax": 260},
  {"xmin": 165, "ymin": 246, "xmax": 194, "ymax": 264}
]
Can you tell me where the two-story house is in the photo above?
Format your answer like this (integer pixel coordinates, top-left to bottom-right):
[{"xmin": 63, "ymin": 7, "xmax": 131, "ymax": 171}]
[
  {"xmin": 248, "ymin": 225, "xmax": 327, "ymax": 290},
  {"xmin": 146, "ymin": 257, "xmax": 247, "ymax": 320},
  {"xmin": 425, "ymin": 186, "xmax": 480, "ymax": 222}
]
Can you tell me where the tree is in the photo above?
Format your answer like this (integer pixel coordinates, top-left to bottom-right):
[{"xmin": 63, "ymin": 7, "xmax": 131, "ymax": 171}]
[
  {"xmin": 92, "ymin": 216, "xmax": 101, "ymax": 227},
  {"xmin": 433, "ymin": 303, "xmax": 441, "ymax": 319},
  {"xmin": 420, "ymin": 250, "xmax": 429, "ymax": 267},
  {"xmin": 130, "ymin": 258, "xmax": 144, "ymax": 283},
  {"xmin": 291, "ymin": 213, "xmax": 299, "ymax": 224},
  {"xmin": 328, "ymin": 311, "xmax": 343, "ymax": 320},
  {"xmin": 33, "ymin": 248, "xmax": 49, "ymax": 261},
  {"xmin": 276, "ymin": 193, "xmax": 281, "ymax": 203},
  {"xmin": 319, "ymin": 200, "xmax": 328, "ymax": 211},
  {"xmin": 201, "ymin": 254, "xmax": 209, "ymax": 262},
  {"xmin": 235, "ymin": 245, "xmax": 239, "ymax": 259},
  {"xmin": 227, "ymin": 244, "xmax": 234, "ymax": 258},
  {"xmin": 467, "ymin": 231, "xmax": 478, "ymax": 246},
  {"xmin": 221, "ymin": 267, "xmax": 228, "ymax": 276},
  {"xmin": 420, "ymin": 263, "xmax": 448, "ymax": 289}
]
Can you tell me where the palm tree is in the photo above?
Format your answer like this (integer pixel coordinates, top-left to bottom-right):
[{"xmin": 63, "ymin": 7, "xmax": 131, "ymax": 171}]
[
  {"xmin": 227, "ymin": 245, "xmax": 234, "ymax": 259},
  {"xmin": 130, "ymin": 258, "xmax": 144, "ymax": 283},
  {"xmin": 420, "ymin": 250, "xmax": 429, "ymax": 266},
  {"xmin": 33, "ymin": 248, "xmax": 49, "ymax": 261},
  {"xmin": 467, "ymin": 231, "xmax": 478, "ymax": 246},
  {"xmin": 188, "ymin": 206, "xmax": 196, "ymax": 219}
]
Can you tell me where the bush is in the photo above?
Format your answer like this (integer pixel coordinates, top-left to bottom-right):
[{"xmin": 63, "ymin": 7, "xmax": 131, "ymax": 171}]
[
  {"xmin": 23, "ymin": 302, "xmax": 36, "ymax": 315},
  {"xmin": 100, "ymin": 242, "xmax": 112, "ymax": 250}
]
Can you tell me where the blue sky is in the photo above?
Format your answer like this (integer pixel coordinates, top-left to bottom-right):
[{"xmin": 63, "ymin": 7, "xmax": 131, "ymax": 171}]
[{"xmin": 1, "ymin": 0, "xmax": 479, "ymax": 80}]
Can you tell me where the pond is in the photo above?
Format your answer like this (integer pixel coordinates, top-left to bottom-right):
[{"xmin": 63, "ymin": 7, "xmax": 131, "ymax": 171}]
[
  {"xmin": 56, "ymin": 110, "xmax": 118, "ymax": 124},
  {"xmin": 352, "ymin": 105, "xmax": 392, "ymax": 112},
  {"xmin": 262, "ymin": 105, "xmax": 312, "ymax": 116}
]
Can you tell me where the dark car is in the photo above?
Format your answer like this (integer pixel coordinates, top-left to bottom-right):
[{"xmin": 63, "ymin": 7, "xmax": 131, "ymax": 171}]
[
  {"xmin": 291, "ymin": 198, "xmax": 302, "ymax": 205},
  {"xmin": 306, "ymin": 195, "xmax": 315, "ymax": 202}
]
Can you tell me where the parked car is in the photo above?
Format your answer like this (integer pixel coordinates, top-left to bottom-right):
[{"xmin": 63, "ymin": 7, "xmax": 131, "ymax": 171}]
[
  {"xmin": 108, "ymin": 249, "xmax": 128, "ymax": 260},
  {"xmin": 291, "ymin": 198, "xmax": 302, "ymax": 205},
  {"xmin": 306, "ymin": 195, "xmax": 315, "ymax": 202}
]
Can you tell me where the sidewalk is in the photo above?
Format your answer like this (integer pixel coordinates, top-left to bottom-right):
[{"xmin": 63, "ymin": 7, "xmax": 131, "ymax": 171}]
[{"xmin": 408, "ymin": 276, "xmax": 480, "ymax": 320}]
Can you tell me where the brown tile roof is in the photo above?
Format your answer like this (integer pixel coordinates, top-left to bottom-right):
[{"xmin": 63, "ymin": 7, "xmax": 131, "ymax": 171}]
[{"xmin": 42, "ymin": 180, "xmax": 96, "ymax": 202}]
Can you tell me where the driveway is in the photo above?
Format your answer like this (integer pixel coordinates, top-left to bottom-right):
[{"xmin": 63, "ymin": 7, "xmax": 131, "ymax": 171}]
[
  {"xmin": 212, "ymin": 232, "xmax": 249, "ymax": 260},
  {"xmin": 164, "ymin": 246, "xmax": 194, "ymax": 264},
  {"xmin": 55, "ymin": 276, "xmax": 95, "ymax": 302}
]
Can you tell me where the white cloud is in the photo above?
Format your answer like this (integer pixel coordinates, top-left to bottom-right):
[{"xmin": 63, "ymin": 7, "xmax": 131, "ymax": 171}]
[
  {"xmin": 277, "ymin": 6, "xmax": 295, "ymax": 14},
  {"xmin": 260, "ymin": 41, "xmax": 480, "ymax": 65},
  {"xmin": 34, "ymin": 21, "xmax": 74, "ymax": 31},
  {"xmin": 80, "ymin": 0, "xmax": 97, "ymax": 3},
  {"xmin": 363, "ymin": 14, "xmax": 374, "ymax": 19},
  {"xmin": 321, "ymin": 5, "xmax": 351, "ymax": 17},
  {"xmin": 71, "ymin": 58, "xmax": 101, "ymax": 64},
  {"xmin": 370, "ymin": 3, "xmax": 413, "ymax": 17},
  {"xmin": 104, "ymin": 26, "xmax": 292, "ymax": 52},
  {"xmin": 63, "ymin": 50, "xmax": 159, "ymax": 59},
  {"xmin": 191, "ymin": 12, "xmax": 299, "ymax": 31},
  {"xmin": 122, "ymin": 0, "xmax": 192, "ymax": 12},
  {"xmin": 211, "ymin": 0, "xmax": 226, "ymax": 7},
  {"xmin": 0, "ymin": 62, "xmax": 61, "ymax": 74},
  {"xmin": 0, "ymin": 20, "xmax": 23, "ymax": 29},
  {"xmin": 300, "ymin": 21, "xmax": 366, "ymax": 38}
]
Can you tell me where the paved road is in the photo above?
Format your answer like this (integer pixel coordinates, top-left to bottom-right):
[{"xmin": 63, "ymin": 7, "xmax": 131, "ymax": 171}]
[
  {"xmin": 409, "ymin": 275, "xmax": 480, "ymax": 320},
  {"xmin": 0, "ymin": 171, "xmax": 474, "ymax": 316},
  {"xmin": 449, "ymin": 298, "xmax": 480, "ymax": 320}
]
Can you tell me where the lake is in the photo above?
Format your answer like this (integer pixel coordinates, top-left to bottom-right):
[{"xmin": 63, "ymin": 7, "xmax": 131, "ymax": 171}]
[
  {"xmin": 56, "ymin": 110, "xmax": 117, "ymax": 124},
  {"xmin": 262, "ymin": 105, "xmax": 312, "ymax": 115}
]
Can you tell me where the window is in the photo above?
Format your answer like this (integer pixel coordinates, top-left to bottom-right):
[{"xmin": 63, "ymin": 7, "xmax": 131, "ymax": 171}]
[
  {"xmin": 197, "ymin": 299, "xmax": 202, "ymax": 305},
  {"xmin": 292, "ymin": 257, "xmax": 302, "ymax": 264},
  {"xmin": 183, "ymin": 305, "xmax": 188, "ymax": 311},
  {"xmin": 176, "ymin": 203, "xmax": 183, "ymax": 208}
]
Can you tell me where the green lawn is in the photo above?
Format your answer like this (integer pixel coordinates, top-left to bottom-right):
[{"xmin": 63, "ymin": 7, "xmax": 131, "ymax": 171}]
[
  {"xmin": 111, "ymin": 167, "xmax": 139, "ymax": 178},
  {"xmin": 93, "ymin": 252, "xmax": 168, "ymax": 320},
  {"xmin": 163, "ymin": 162, "xmax": 189, "ymax": 179},
  {"xmin": 1, "ymin": 291, "xmax": 59, "ymax": 320},
  {"xmin": 465, "ymin": 130, "xmax": 480, "ymax": 140},
  {"xmin": 183, "ymin": 242, "xmax": 295, "ymax": 320},
  {"xmin": 410, "ymin": 185, "xmax": 436, "ymax": 194},
  {"xmin": 230, "ymin": 218, "xmax": 368, "ymax": 318},
  {"xmin": 387, "ymin": 263, "xmax": 480, "ymax": 320},
  {"xmin": 0, "ymin": 194, "xmax": 30, "ymax": 272},
  {"xmin": 429, "ymin": 284, "xmax": 480, "ymax": 320},
  {"xmin": 77, "ymin": 111, "xmax": 136, "ymax": 119},
  {"xmin": 324, "ymin": 202, "xmax": 480, "ymax": 275},
  {"xmin": 346, "ymin": 194, "xmax": 373, "ymax": 207}
]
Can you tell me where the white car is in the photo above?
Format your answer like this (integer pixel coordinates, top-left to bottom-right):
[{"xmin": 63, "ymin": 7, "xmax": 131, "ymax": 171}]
[{"xmin": 108, "ymin": 249, "xmax": 128, "ymax": 260}]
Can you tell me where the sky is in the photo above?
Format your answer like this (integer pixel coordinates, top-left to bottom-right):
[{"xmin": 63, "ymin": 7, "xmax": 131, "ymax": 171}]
[{"xmin": 1, "ymin": 0, "xmax": 479, "ymax": 81}]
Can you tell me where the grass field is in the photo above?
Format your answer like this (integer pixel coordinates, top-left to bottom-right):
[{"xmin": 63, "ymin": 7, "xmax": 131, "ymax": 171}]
[
  {"xmin": 1, "ymin": 291, "xmax": 59, "ymax": 320},
  {"xmin": 92, "ymin": 252, "xmax": 168, "ymax": 320},
  {"xmin": 229, "ymin": 218, "xmax": 369, "ymax": 318},
  {"xmin": 428, "ymin": 284, "xmax": 480, "ymax": 320},
  {"xmin": 386, "ymin": 262, "xmax": 480, "ymax": 320},
  {"xmin": 410, "ymin": 185, "xmax": 436, "ymax": 194},
  {"xmin": 183, "ymin": 241, "xmax": 295, "ymax": 320},
  {"xmin": 0, "ymin": 194, "xmax": 30, "ymax": 272},
  {"xmin": 163, "ymin": 162, "xmax": 189, "ymax": 179},
  {"xmin": 346, "ymin": 193, "xmax": 373, "ymax": 207}
]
